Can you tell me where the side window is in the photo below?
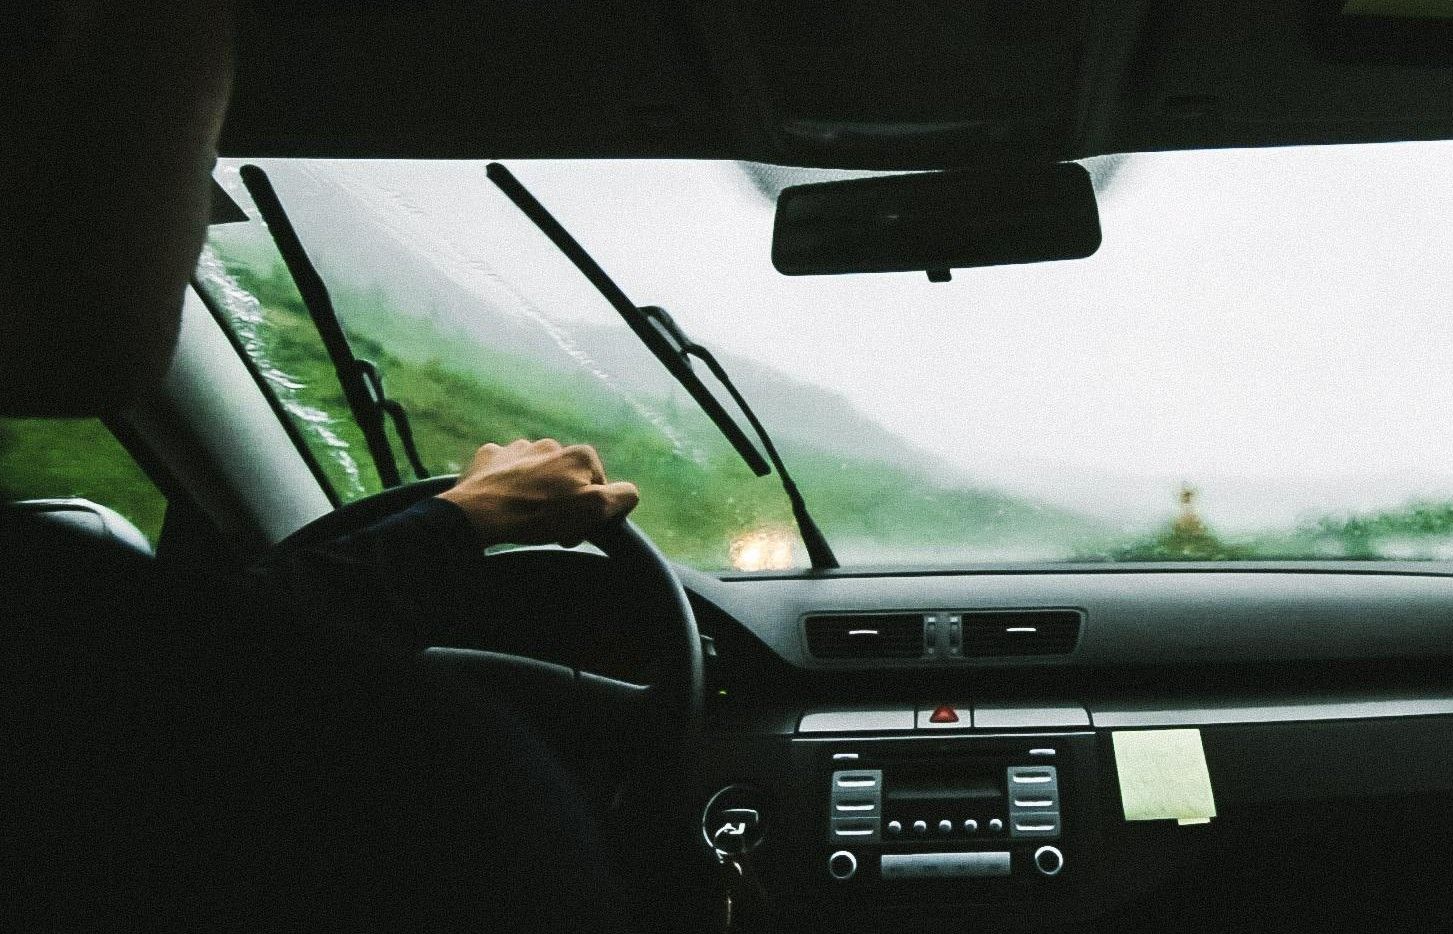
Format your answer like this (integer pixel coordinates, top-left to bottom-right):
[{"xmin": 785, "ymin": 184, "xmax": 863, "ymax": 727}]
[{"xmin": 0, "ymin": 418, "xmax": 168, "ymax": 545}]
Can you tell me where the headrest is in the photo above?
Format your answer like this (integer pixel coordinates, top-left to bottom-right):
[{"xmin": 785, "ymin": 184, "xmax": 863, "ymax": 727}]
[{"xmin": 6, "ymin": 498, "xmax": 154, "ymax": 560}]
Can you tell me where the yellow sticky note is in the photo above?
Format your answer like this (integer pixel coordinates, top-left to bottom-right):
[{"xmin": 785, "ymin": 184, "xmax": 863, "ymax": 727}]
[
  {"xmin": 1343, "ymin": 0, "xmax": 1453, "ymax": 19},
  {"xmin": 1112, "ymin": 729, "xmax": 1217, "ymax": 823}
]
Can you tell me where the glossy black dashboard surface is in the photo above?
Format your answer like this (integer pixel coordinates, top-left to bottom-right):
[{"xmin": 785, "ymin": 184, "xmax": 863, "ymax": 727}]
[{"xmin": 677, "ymin": 565, "xmax": 1453, "ymax": 933}]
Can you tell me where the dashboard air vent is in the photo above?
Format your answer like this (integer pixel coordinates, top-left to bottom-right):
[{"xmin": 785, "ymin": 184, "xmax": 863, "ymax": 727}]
[
  {"xmin": 960, "ymin": 610, "xmax": 1082, "ymax": 657},
  {"xmin": 805, "ymin": 614, "xmax": 927, "ymax": 660}
]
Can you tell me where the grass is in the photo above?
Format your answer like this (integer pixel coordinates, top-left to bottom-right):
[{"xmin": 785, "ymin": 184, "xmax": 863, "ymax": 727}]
[{"xmin": 0, "ymin": 417, "xmax": 168, "ymax": 543}]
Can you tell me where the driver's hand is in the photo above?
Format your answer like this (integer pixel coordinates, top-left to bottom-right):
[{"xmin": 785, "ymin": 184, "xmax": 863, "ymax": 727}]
[{"xmin": 435, "ymin": 438, "xmax": 640, "ymax": 548}]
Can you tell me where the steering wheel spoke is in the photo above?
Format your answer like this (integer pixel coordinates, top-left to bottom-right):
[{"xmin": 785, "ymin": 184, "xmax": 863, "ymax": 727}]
[
  {"xmin": 278, "ymin": 475, "xmax": 702, "ymax": 745},
  {"xmin": 415, "ymin": 647, "xmax": 661, "ymax": 744},
  {"xmin": 577, "ymin": 669, "xmax": 655, "ymax": 720}
]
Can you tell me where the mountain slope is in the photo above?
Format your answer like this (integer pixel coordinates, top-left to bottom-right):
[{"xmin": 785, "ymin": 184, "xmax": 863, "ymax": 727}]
[{"xmin": 206, "ymin": 191, "xmax": 1110, "ymax": 568}]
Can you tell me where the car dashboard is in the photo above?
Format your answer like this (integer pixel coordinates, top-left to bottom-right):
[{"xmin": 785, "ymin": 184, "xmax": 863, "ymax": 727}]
[{"xmin": 678, "ymin": 565, "xmax": 1453, "ymax": 933}]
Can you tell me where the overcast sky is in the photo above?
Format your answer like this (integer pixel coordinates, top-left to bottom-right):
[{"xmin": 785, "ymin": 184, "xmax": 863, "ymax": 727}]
[{"xmin": 226, "ymin": 140, "xmax": 1453, "ymax": 531}]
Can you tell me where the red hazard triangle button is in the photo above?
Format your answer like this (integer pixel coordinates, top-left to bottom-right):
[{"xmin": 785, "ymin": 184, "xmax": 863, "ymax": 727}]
[{"xmin": 929, "ymin": 704, "xmax": 959, "ymax": 724}]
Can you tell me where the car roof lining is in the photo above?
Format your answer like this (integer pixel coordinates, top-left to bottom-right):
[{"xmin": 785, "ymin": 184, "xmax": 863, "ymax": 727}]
[{"xmin": 222, "ymin": 0, "xmax": 1453, "ymax": 167}]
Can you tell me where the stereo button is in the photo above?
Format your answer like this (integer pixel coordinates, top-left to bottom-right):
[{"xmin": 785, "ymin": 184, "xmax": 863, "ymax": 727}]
[
  {"xmin": 1010, "ymin": 812, "xmax": 1061, "ymax": 839},
  {"xmin": 887, "ymin": 820, "xmax": 902, "ymax": 835},
  {"xmin": 916, "ymin": 704, "xmax": 972, "ymax": 729},
  {"xmin": 831, "ymin": 818, "xmax": 879, "ymax": 840},
  {"xmin": 912, "ymin": 820, "xmax": 928, "ymax": 834},
  {"xmin": 963, "ymin": 819, "xmax": 978, "ymax": 833},
  {"xmin": 834, "ymin": 773, "xmax": 881, "ymax": 790},
  {"xmin": 938, "ymin": 819, "xmax": 953, "ymax": 834},
  {"xmin": 830, "ymin": 770, "xmax": 883, "ymax": 843}
]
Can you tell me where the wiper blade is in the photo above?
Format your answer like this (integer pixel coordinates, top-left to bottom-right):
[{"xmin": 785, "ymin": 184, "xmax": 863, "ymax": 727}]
[
  {"xmin": 641, "ymin": 306, "xmax": 839, "ymax": 570},
  {"xmin": 485, "ymin": 163, "xmax": 768, "ymax": 478},
  {"xmin": 485, "ymin": 162, "xmax": 839, "ymax": 569},
  {"xmin": 239, "ymin": 165, "xmax": 429, "ymax": 488}
]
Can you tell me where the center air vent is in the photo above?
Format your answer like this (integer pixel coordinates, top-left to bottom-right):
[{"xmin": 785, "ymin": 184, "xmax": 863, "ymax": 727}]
[
  {"xmin": 805, "ymin": 614, "xmax": 927, "ymax": 659},
  {"xmin": 960, "ymin": 610, "xmax": 1082, "ymax": 657}
]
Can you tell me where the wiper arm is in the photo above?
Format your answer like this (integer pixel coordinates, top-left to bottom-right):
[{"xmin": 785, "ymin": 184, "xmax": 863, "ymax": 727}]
[
  {"xmin": 641, "ymin": 306, "xmax": 839, "ymax": 570},
  {"xmin": 485, "ymin": 162, "xmax": 839, "ymax": 570},
  {"xmin": 239, "ymin": 165, "xmax": 429, "ymax": 488}
]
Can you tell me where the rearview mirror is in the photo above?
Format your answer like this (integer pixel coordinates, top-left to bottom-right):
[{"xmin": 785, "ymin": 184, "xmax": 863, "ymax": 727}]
[{"xmin": 771, "ymin": 163, "xmax": 1101, "ymax": 280}]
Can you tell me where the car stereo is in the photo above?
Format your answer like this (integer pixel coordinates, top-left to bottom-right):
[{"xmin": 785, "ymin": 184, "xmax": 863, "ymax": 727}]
[{"xmin": 819, "ymin": 739, "xmax": 1070, "ymax": 885}]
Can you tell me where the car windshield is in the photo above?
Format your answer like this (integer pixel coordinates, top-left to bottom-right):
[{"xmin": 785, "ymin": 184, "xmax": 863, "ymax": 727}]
[{"xmin": 201, "ymin": 141, "xmax": 1453, "ymax": 571}]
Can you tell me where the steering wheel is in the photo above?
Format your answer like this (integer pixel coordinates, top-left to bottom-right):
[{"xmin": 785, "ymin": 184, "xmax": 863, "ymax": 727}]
[{"xmin": 276, "ymin": 476, "xmax": 706, "ymax": 886}]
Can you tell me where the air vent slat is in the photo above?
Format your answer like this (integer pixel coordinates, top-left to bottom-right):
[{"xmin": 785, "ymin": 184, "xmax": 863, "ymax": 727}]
[
  {"xmin": 805, "ymin": 614, "xmax": 926, "ymax": 659},
  {"xmin": 960, "ymin": 610, "xmax": 1081, "ymax": 657}
]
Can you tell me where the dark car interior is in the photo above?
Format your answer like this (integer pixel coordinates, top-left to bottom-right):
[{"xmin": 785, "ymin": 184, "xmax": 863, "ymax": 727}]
[{"xmin": 9, "ymin": 2, "xmax": 1453, "ymax": 932}]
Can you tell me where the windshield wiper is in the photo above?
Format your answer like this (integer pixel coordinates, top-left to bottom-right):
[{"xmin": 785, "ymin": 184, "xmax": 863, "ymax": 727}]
[
  {"xmin": 639, "ymin": 304, "xmax": 839, "ymax": 570},
  {"xmin": 485, "ymin": 162, "xmax": 839, "ymax": 570},
  {"xmin": 239, "ymin": 164, "xmax": 429, "ymax": 489}
]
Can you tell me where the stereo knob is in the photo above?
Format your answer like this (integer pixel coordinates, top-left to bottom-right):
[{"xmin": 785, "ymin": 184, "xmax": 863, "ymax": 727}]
[
  {"xmin": 937, "ymin": 819, "xmax": 953, "ymax": 834},
  {"xmin": 829, "ymin": 850, "xmax": 858, "ymax": 881},
  {"xmin": 963, "ymin": 819, "xmax": 978, "ymax": 833},
  {"xmin": 887, "ymin": 820, "xmax": 903, "ymax": 835},
  {"xmin": 1034, "ymin": 845, "xmax": 1064, "ymax": 877},
  {"xmin": 912, "ymin": 820, "xmax": 928, "ymax": 834}
]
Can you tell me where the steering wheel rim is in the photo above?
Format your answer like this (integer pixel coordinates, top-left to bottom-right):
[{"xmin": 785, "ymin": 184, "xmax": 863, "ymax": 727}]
[
  {"xmin": 277, "ymin": 476, "xmax": 711, "ymax": 925},
  {"xmin": 276, "ymin": 474, "xmax": 704, "ymax": 741}
]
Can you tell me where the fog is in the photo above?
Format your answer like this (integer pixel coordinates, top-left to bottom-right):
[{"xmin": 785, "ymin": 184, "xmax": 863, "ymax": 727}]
[{"xmin": 221, "ymin": 140, "xmax": 1453, "ymax": 532}]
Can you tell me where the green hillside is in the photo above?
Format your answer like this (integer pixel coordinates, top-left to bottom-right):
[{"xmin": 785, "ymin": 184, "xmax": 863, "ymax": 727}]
[
  {"xmin": 215, "ymin": 242, "xmax": 1453, "ymax": 567},
  {"xmin": 206, "ymin": 247, "xmax": 1103, "ymax": 568},
  {"xmin": 10, "ymin": 237, "xmax": 1453, "ymax": 569}
]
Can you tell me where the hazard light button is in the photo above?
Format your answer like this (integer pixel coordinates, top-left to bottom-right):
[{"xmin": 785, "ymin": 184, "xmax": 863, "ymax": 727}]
[{"xmin": 916, "ymin": 704, "xmax": 972, "ymax": 729}]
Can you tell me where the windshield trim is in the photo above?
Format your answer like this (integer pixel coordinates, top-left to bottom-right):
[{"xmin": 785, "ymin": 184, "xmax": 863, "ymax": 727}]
[
  {"xmin": 715, "ymin": 559, "xmax": 1453, "ymax": 582},
  {"xmin": 191, "ymin": 278, "xmax": 343, "ymax": 509}
]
